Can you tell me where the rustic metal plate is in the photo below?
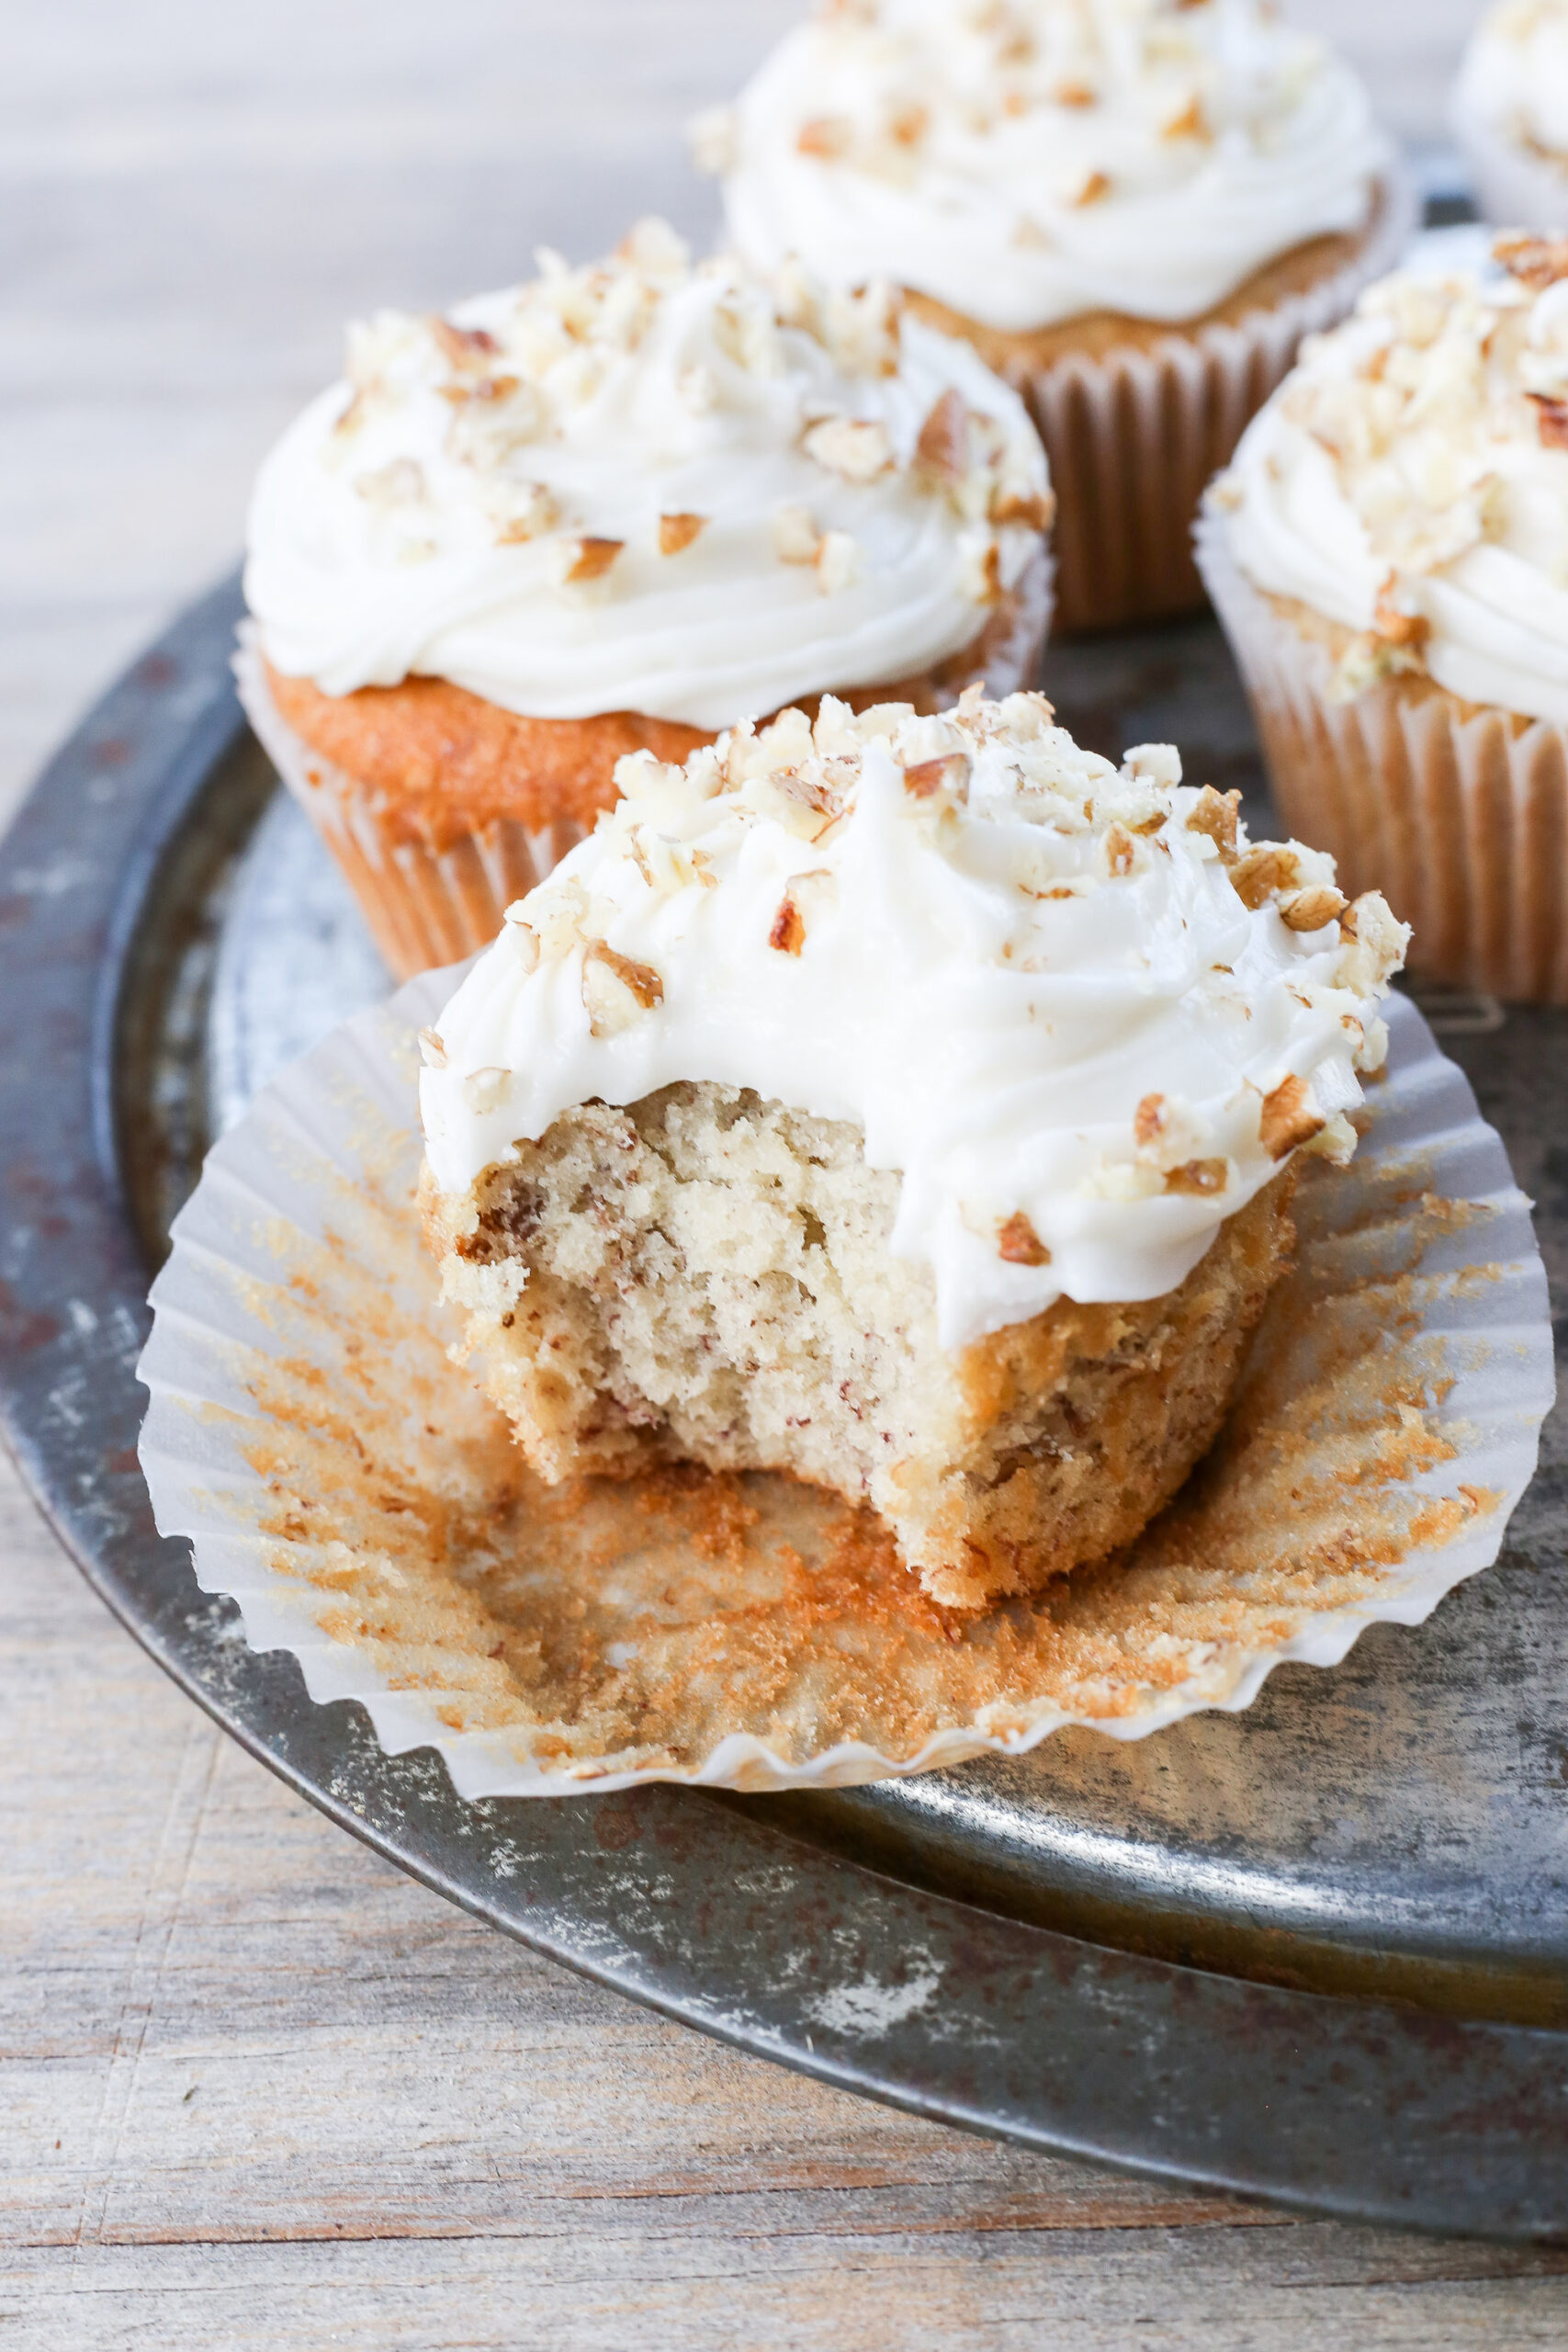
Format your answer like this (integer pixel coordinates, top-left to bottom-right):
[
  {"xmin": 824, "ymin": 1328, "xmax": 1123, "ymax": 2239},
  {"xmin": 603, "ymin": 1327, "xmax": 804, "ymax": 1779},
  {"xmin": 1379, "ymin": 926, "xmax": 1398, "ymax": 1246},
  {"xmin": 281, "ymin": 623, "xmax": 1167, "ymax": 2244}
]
[{"xmin": 4, "ymin": 572, "xmax": 1568, "ymax": 2241}]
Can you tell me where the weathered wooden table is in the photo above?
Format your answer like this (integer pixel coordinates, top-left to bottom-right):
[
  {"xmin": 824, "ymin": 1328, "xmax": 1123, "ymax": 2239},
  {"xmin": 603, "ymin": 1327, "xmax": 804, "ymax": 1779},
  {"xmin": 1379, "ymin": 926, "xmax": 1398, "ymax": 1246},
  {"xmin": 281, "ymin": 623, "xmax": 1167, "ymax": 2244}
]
[{"xmin": 7, "ymin": 5, "xmax": 1568, "ymax": 2343}]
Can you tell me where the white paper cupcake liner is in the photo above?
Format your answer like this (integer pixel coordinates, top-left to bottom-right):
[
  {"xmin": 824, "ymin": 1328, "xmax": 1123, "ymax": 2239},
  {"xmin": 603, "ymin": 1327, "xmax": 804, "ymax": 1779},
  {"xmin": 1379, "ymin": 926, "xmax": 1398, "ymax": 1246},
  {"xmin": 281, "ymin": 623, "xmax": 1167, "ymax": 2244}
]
[
  {"xmin": 1197, "ymin": 501, "xmax": 1568, "ymax": 1001},
  {"xmin": 234, "ymin": 631, "xmax": 591, "ymax": 984},
  {"xmin": 135, "ymin": 974, "xmax": 1551, "ymax": 1797},
  {"xmin": 1023, "ymin": 169, "xmax": 1417, "ymax": 633}
]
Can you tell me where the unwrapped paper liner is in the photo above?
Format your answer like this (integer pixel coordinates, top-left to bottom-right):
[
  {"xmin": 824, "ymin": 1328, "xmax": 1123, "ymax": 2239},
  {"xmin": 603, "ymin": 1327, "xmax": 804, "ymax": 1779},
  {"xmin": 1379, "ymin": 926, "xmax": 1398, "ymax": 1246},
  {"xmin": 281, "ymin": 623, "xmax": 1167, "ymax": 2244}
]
[
  {"xmin": 1197, "ymin": 499, "xmax": 1568, "ymax": 1002},
  {"xmin": 1018, "ymin": 171, "xmax": 1416, "ymax": 632},
  {"xmin": 136, "ymin": 975, "xmax": 1551, "ymax": 1796},
  {"xmin": 233, "ymin": 544, "xmax": 1054, "ymax": 983}
]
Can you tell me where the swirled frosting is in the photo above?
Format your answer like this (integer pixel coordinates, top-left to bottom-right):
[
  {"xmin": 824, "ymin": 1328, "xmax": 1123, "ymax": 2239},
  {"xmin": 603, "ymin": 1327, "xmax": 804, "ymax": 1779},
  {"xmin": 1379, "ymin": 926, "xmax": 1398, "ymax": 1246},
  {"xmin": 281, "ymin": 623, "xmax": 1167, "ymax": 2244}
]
[
  {"xmin": 1455, "ymin": 2, "xmax": 1568, "ymax": 170},
  {"xmin": 1216, "ymin": 235, "xmax": 1568, "ymax": 723},
  {"xmin": 702, "ymin": 0, "xmax": 1389, "ymax": 334},
  {"xmin": 420, "ymin": 691, "xmax": 1405, "ymax": 1352},
  {"xmin": 244, "ymin": 220, "xmax": 1050, "ymax": 730}
]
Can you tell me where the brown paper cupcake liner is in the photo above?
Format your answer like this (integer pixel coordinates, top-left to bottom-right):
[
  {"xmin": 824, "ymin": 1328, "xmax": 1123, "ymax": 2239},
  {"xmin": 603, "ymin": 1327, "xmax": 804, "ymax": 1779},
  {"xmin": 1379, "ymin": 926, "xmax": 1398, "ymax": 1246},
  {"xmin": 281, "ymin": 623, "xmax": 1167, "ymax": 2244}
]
[
  {"xmin": 1198, "ymin": 503, "xmax": 1568, "ymax": 1002},
  {"xmin": 1023, "ymin": 175, "xmax": 1416, "ymax": 634},
  {"xmin": 235, "ymin": 543, "xmax": 1053, "ymax": 980}
]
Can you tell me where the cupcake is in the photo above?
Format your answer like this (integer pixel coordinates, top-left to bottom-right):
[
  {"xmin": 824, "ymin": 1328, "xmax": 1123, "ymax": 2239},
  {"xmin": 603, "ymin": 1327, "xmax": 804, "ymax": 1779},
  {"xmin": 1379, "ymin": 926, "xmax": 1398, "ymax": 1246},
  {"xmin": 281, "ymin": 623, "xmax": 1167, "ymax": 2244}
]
[
  {"xmin": 699, "ymin": 0, "xmax": 1411, "ymax": 634},
  {"xmin": 1198, "ymin": 233, "xmax": 1568, "ymax": 1001},
  {"xmin": 1454, "ymin": 2, "xmax": 1568, "ymax": 233},
  {"xmin": 418, "ymin": 688, "xmax": 1407, "ymax": 1610},
  {"xmin": 240, "ymin": 220, "xmax": 1054, "ymax": 979}
]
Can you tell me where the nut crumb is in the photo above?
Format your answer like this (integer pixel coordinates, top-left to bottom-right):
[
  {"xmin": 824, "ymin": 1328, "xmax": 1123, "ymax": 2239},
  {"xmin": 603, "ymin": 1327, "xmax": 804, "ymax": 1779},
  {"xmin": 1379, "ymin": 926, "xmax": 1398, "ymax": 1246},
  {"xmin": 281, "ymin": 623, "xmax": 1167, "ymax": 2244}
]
[
  {"xmin": 997, "ymin": 1212, "xmax": 1051, "ymax": 1266},
  {"xmin": 1184, "ymin": 786, "xmax": 1239, "ymax": 857},
  {"xmin": 659, "ymin": 513, "xmax": 705, "ymax": 556},
  {"xmin": 1259, "ymin": 1073, "xmax": 1322, "ymax": 1159},
  {"xmin": 1164, "ymin": 1159, "xmax": 1229, "ymax": 1195},
  {"xmin": 770, "ymin": 895, "xmax": 807, "ymax": 955},
  {"xmin": 1280, "ymin": 886, "xmax": 1347, "ymax": 933},
  {"xmin": 563, "ymin": 536, "xmax": 624, "ymax": 585}
]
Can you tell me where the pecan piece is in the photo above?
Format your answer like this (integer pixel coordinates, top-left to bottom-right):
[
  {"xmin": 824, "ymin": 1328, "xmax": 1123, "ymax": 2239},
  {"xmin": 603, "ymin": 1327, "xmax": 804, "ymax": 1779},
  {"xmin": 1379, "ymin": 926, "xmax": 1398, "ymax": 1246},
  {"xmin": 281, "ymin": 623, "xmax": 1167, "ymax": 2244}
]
[
  {"xmin": 1259, "ymin": 1073, "xmax": 1323, "ymax": 1159},
  {"xmin": 998, "ymin": 1212, "xmax": 1051, "ymax": 1266}
]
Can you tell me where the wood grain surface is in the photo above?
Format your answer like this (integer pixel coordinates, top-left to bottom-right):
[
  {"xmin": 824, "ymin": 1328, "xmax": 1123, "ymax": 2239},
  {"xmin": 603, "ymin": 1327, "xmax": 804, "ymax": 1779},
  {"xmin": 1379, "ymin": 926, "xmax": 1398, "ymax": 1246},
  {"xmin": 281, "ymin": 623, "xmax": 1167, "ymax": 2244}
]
[{"xmin": 6, "ymin": 6, "xmax": 1565, "ymax": 2345}]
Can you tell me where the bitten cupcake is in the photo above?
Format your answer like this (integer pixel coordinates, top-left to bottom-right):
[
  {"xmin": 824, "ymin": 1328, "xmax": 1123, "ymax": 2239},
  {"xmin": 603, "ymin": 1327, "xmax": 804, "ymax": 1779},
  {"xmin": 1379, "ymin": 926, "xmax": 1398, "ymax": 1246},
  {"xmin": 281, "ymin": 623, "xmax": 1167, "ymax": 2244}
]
[
  {"xmin": 241, "ymin": 220, "xmax": 1053, "ymax": 978},
  {"xmin": 419, "ymin": 689, "xmax": 1406, "ymax": 1610},
  {"xmin": 1198, "ymin": 233, "xmax": 1568, "ymax": 1001},
  {"xmin": 699, "ymin": 0, "xmax": 1410, "ymax": 633},
  {"xmin": 1453, "ymin": 3, "xmax": 1568, "ymax": 233}
]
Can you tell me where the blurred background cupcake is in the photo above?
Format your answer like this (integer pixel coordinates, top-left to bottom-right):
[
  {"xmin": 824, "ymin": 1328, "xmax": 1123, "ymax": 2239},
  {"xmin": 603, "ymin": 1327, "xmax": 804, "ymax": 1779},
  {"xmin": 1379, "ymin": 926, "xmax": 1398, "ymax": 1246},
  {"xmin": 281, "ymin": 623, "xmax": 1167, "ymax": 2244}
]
[
  {"xmin": 1453, "ymin": 1, "xmax": 1568, "ymax": 232},
  {"xmin": 700, "ymin": 0, "xmax": 1414, "ymax": 636},
  {"xmin": 241, "ymin": 219, "xmax": 1053, "ymax": 978},
  {"xmin": 1198, "ymin": 231, "xmax": 1568, "ymax": 1001}
]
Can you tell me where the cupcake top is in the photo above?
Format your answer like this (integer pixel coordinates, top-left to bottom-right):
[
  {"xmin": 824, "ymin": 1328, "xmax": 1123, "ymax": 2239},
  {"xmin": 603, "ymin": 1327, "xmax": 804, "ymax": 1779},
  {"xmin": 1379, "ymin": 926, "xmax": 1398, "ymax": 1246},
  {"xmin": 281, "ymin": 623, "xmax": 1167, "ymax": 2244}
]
[
  {"xmin": 1216, "ymin": 233, "xmax": 1568, "ymax": 723},
  {"xmin": 702, "ymin": 0, "xmax": 1389, "ymax": 335},
  {"xmin": 245, "ymin": 220, "xmax": 1049, "ymax": 731},
  {"xmin": 420, "ymin": 690, "xmax": 1405, "ymax": 1351},
  {"xmin": 1454, "ymin": 2, "xmax": 1568, "ymax": 174}
]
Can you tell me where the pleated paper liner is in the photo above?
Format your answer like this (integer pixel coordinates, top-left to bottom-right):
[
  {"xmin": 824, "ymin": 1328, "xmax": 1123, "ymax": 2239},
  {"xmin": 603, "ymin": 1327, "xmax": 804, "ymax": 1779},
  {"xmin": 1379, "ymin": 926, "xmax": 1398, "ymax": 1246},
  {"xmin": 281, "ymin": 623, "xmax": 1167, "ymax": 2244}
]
[
  {"xmin": 233, "ymin": 544, "xmax": 1055, "ymax": 984},
  {"xmin": 136, "ymin": 974, "xmax": 1551, "ymax": 1797},
  {"xmin": 1198, "ymin": 502, "xmax": 1568, "ymax": 1002},
  {"xmin": 1010, "ymin": 171, "xmax": 1417, "ymax": 633}
]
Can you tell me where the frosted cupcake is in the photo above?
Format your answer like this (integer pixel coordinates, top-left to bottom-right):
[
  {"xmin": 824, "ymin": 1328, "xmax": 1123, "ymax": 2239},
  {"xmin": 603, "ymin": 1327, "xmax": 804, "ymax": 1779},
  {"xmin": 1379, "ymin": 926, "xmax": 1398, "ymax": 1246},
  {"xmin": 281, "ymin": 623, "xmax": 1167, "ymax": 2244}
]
[
  {"xmin": 700, "ymin": 0, "xmax": 1410, "ymax": 633},
  {"xmin": 1453, "ymin": 2, "xmax": 1568, "ymax": 232},
  {"xmin": 419, "ymin": 688, "xmax": 1406, "ymax": 1610},
  {"xmin": 1198, "ymin": 233, "xmax": 1568, "ymax": 1001},
  {"xmin": 241, "ymin": 220, "xmax": 1053, "ymax": 978}
]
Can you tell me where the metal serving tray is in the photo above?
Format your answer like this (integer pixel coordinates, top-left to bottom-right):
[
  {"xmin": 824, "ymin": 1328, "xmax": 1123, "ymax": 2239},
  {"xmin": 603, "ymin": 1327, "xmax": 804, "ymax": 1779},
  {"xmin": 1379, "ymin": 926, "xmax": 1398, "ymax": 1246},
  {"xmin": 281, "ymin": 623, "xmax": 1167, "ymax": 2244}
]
[{"xmin": 4, "ymin": 575, "xmax": 1567, "ymax": 2240}]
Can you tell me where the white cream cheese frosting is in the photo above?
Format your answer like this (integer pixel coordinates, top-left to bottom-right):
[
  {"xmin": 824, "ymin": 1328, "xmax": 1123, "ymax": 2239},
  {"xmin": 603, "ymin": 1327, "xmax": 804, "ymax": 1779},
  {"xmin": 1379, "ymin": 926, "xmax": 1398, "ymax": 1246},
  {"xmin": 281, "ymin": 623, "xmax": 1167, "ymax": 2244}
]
[
  {"xmin": 1216, "ymin": 236, "xmax": 1568, "ymax": 724},
  {"xmin": 1455, "ymin": 2, "xmax": 1568, "ymax": 176},
  {"xmin": 703, "ymin": 0, "xmax": 1389, "ymax": 335},
  {"xmin": 244, "ymin": 220, "xmax": 1051, "ymax": 730},
  {"xmin": 420, "ymin": 691, "xmax": 1406, "ymax": 1353}
]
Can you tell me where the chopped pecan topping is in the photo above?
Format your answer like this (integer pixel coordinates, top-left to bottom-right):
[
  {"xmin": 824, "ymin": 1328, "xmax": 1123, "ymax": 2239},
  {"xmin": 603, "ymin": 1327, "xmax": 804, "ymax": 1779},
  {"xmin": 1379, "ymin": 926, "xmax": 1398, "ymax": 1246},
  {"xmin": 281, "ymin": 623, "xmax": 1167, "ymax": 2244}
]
[
  {"xmin": 998, "ymin": 1212, "xmax": 1051, "ymax": 1267},
  {"xmin": 1184, "ymin": 785, "xmax": 1240, "ymax": 857},
  {"xmin": 1162, "ymin": 94, "xmax": 1208, "ymax": 141},
  {"xmin": 417, "ymin": 1026, "xmax": 447, "ymax": 1069},
  {"xmin": 430, "ymin": 317, "xmax": 501, "ymax": 369},
  {"xmin": 581, "ymin": 942, "xmax": 663, "ymax": 1037},
  {"xmin": 1133, "ymin": 1092, "xmax": 1166, "ymax": 1148},
  {"xmin": 1527, "ymin": 390, "xmax": 1568, "ymax": 450},
  {"xmin": 797, "ymin": 116, "xmax": 852, "ymax": 160},
  {"xmin": 1279, "ymin": 885, "xmax": 1347, "ymax": 933},
  {"xmin": 990, "ymin": 485, "xmax": 1055, "ymax": 531},
  {"xmin": 803, "ymin": 414, "xmax": 894, "ymax": 482},
  {"xmin": 1071, "ymin": 170, "xmax": 1111, "ymax": 207},
  {"xmin": 1102, "ymin": 820, "xmax": 1137, "ymax": 877},
  {"xmin": 914, "ymin": 388, "xmax": 968, "ymax": 484},
  {"xmin": 769, "ymin": 895, "xmax": 807, "ymax": 955},
  {"xmin": 902, "ymin": 751, "xmax": 971, "ymax": 801},
  {"xmin": 1495, "ymin": 233, "xmax": 1568, "ymax": 290},
  {"xmin": 659, "ymin": 512, "xmax": 705, "ymax": 556},
  {"xmin": 1164, "ymin": 1159, "xmax": 1228, "ymax": 1195},
  {"xmin": 563, "ymin": 536, "xmax": 624, "ymax": 585},
  {"xmin": 1229, "ymin": 845, "xmax": 1301, "ymax": 910},
  {"xmin": 773, "ymin": 503, "xmax": 821, "ymax": 564},
  {"xmin": 1259, "ymin": 1073, "xmax": 1323, "ymax": 1159}
]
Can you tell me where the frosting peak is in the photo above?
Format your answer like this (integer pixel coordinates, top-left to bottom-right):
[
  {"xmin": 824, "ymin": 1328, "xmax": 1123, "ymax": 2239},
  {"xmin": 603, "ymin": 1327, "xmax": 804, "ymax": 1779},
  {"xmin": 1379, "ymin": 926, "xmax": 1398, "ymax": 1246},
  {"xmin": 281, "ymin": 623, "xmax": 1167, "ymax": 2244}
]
[
  {"xmin": 420, "ymin": 691, "xmax": 1406, "ymax": 1352},
  {"xmin": 1217, "ymin": 233, "xmax": 1568, "ymax": 722},
  {"xmin": 706, "ymin": 0, "xmax": 1389, "ymax": 334},
  {"xmin": 244, "ymin": 223, "xmax": 1050, "ymax": 729}
]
